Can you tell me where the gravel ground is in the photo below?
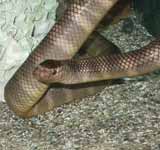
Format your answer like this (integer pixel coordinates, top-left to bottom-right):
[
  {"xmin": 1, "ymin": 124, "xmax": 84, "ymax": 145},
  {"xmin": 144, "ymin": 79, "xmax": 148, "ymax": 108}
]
[
  {"xmin": 1, "ymin": 79, "xmax": 160, "ymax": 150},
  {"xmin": 1, "ymin": 10, "xmax": 160, "ymax": 150}
]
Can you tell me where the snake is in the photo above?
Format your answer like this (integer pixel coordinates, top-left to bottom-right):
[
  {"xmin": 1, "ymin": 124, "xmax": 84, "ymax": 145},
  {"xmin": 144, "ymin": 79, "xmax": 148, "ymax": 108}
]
[
  {"xmin": 4, "ymin": 0, "xmax": 160, "ymax": 118},
  {"xmin": 34, "ymin": 38, "xmax": 160, "ymax": 84}
]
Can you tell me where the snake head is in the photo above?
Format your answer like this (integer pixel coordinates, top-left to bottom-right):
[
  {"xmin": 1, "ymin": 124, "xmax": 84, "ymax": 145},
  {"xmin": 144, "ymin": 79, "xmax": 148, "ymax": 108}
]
[{"xmin": 33, "ymin": 59, "xmax": 65, "ymax": 84}]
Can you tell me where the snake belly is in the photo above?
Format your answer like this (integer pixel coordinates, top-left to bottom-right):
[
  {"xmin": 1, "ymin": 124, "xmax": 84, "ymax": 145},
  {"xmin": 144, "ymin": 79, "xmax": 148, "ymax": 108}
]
[{"xmin": 4, "ymin": 0, "xmax": 118, "ymax": 117}]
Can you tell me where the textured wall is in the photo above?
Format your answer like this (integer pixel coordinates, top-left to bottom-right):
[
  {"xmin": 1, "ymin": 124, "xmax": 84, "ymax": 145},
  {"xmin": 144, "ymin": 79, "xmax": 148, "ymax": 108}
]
[{"xmin": 0, "ymin": 0, "xmax": 58, "ymax": 101}]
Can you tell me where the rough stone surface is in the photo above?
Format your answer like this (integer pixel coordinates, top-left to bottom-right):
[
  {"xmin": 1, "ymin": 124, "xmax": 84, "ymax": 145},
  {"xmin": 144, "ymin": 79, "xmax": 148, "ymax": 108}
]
[
  {"xmin": 0, "ymin": 0, "xmax": 58, "ymax": 101},
  {"xmin": 1, "ymin": 1, "xmax": 160, "ymax": 150}
]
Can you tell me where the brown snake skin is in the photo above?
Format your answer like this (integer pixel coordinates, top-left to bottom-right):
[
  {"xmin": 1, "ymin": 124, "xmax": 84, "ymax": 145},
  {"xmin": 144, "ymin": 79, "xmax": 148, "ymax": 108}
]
[{"xmin": 4, "ymin": 0, "xmax": 119, "ymax": 117}]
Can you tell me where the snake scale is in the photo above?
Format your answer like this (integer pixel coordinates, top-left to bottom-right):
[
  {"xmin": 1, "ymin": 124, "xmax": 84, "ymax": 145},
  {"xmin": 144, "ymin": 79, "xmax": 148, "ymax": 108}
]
[{"xmin": 4, "ymin": 0, "xmax": 160, "ymax": 118}]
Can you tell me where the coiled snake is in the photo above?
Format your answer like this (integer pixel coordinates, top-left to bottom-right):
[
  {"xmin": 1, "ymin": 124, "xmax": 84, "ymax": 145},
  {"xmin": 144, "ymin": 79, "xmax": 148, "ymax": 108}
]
[{"xmin": 4, "ymin": 0, "xmax": 160, "ymax": 118}]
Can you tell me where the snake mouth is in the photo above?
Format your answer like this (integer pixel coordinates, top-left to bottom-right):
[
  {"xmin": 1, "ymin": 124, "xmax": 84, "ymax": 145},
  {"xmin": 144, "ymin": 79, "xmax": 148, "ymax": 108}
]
[{"xmin": 33, "ymin": 66, "xmax": 54, "ymax": 84}]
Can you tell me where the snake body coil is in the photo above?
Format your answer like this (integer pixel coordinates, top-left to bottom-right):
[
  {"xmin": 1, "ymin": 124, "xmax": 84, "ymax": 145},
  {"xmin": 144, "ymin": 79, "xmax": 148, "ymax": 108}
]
[
  {"xmin": 5, "ymin": 0, "xmax": 160, "ymax": 118},
  {"xmin": 4, "ymin": 0, "xmax": 118, "ymax": 117}
]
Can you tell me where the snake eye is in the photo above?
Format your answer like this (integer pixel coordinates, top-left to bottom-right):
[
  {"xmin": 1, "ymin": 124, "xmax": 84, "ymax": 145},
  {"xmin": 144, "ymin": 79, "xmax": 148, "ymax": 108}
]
[{"xmin": 52, "ymin": 69, "xmax": 57, "ymax": 75}]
